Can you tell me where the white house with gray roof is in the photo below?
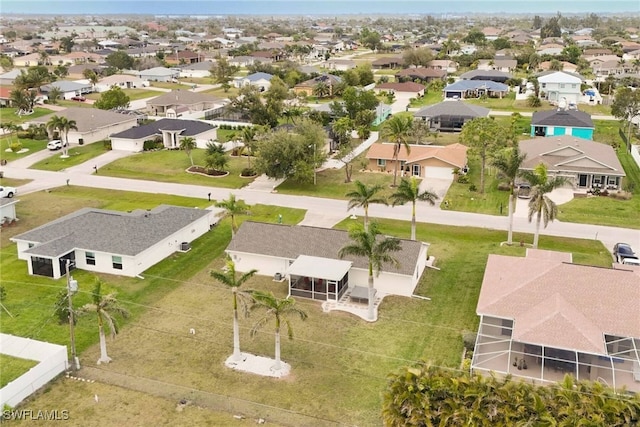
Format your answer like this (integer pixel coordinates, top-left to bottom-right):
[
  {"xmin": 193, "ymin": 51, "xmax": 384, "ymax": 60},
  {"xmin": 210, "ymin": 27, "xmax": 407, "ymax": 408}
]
[
  {"xmin": 11, "ymin": 205, "xmax": 217, "ymax": 279},
  {"xmin": 39, "ymin": 81, "xmax": 93, "ymax": 100},
  {"xmin": 226, "ymin": 222, "xmax": 429, "ymax": 302},
  {"xmin": 133, "ymin": 67, "xmax": 179, "ymax": 82},
  {"xmin": 110, "ymin": 118, "xmax": 217, "ymax": 152}
]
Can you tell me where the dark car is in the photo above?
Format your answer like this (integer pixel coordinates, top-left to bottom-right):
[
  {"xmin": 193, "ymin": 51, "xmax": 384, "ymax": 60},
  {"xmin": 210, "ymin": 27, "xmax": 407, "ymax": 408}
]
[
  {"xmin": 613, "ymin": 243, "xmax": 636, "ymax": 263},
  {"xmin": 517, "ymin": 183, "xmax": 531, "ymax": 199},
  {"xmin": 71, "ymin": 95, "xmax": 86, "ymax": 102}
]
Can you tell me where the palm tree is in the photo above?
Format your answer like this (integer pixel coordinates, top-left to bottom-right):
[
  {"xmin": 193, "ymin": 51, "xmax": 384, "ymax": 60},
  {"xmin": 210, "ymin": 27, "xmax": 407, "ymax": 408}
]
[
  {"xmin": 249, "ymin": 291, "xmax": 307, "ymax": 371},
  {"xmin": 179, "ymin": 136, "xmax": 196, "ymax": 166},
  {"xmin": 381, "ymin": 114, "xmax": 413, "ymax": 186},
  {"xmin": 47, "ymin": 87, "xmax": 62, "ymax": 105},
  {"xmin": 491, "ymin": 145, "xmax": 526, "ymax": 245},
  {"xmin": 210, "ymin": 258, "xmax": 257, "ymax": 362},
  {"xmin": 345, "ymin": 180, "xmax": 388, "ymax": 231},
  {"xmin": 46, "ymin": 116, "xmax": 77, "ymax": 157},
  {"xmin": 45, "ymin": 115, "xmax": 63, "ymax": 141},
  {"xmin": 338, "ymin": 222, "xmax": 401, "ymax": 320},
  {"xmin": 214, "ymin": 194, "xmax": 249, "ymax": 236},
  {"xmin": 240, "ymin": 126, "xmax": 259, "ymax": 169},
  {"xmin": 523, "ymin": 164, "xmax": 568, "ymax": 248},
  {"xmin": 79, "ymin": 279, "xmax": 129, "ymax": 365},
  {"xmin": 313, "ymin": 81, "xmax": 330, "ymax": 98},
  {"xmin": 390, "ymin": 177, "xmax": 438, "ymax": 240}
]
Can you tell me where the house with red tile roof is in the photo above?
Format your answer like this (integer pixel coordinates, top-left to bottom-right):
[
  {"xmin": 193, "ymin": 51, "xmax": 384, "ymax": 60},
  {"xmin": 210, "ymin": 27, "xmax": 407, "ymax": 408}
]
[{"xmin": 374, "ymin": 81, "xmax": 426, "ymax": 97}]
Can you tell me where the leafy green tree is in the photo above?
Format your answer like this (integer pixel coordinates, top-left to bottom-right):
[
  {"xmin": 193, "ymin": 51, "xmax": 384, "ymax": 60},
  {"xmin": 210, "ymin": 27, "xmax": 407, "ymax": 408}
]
[
  {"xmin": 53, "ymin": 65, "xmax": 69, "ymax": 79},
  {"xmin": 205, "ymin": 151, "xmax": 229, "ymax": 173},
  {"xmin": 179, "ymin": 136, "xmax": 196, "ymax": 166},
  {"xmin": 249, "ymin": 291, "xmax": 307, "ymax": 371},
  {"xmin": 338, "ymin": 222, "xmax": 401, "ymax": 320},
  {"xmin": 462, "ymin": 29, "xmax": 487, "ymax": 46},
  {"xmin": 59, "ymin": 36, "xmax": 75, "ymax": 53},
  {"xmin": 561, "ymin": 45, "xmax": 582, "ymax": 64},
  {"xmin": 94, "ymin": 86, "xmax": 130, "ymax": 110},
  {"xmin": 211, "ymin": 57, "xmax": 239, "ymax": 92},
  {"xmin": 346, "ymin": 181, "xmax": 388, "ymax": 231},
  {"xmin": 459, "ymin": 117, "xmax": 506, "ymax": 194},
  {"xmin": 83, "ymin": 69, "xmax": 100, "ymax": 89},
  {"xmin": 611, "ymin": 87, "xmax": 640, "ymax": 151},
  {"xmin": 492, "ymin": 145, "xmax": 526, "ymax": 245},
  {"xmin": 79, "ymin": 279, "xmax": 129, "ymax": 364},
  {"xmin": 355, "ymin": 64, "xmax": 375, "ymax": 86},
  {"xmin": 523, "ymin": 164, "xmax": 568, "ymax": 248},
  {"xmin": 540, "ymin": 15, "xmax": 561, "ymax": 38},
  {"xmin": 359, "ymin": 27, "xmax": 382, "ymax": 50},
  {"xmin": 390, "ymin": 177, "xmax": 438, "ymax": 240},
  {"xmin": 210, "ymin": 258, "xmax": 257, "ymax": 362},
  {"xmin": 527, "ymin": 93, "xmax": 542, "ymax": 107},
  {"xmin": 105, "ymin": 51, "xmax": 134, "ymax": 70},
  {"xmin": 214, "ymin": 194, "xmax": 249, "ymax": 236},
  {"xmin": 341, "ymin": 86, "xmax": 379, "ymax": 120},
  {"xmin": 402, "ymin": 47, "xmax": 434, "ymax": 67},
  {"xmin": 10, "ymin": 88, "xmax": 37, "ymax": 115},
  {"xmin": 381, "ymin": 114, "xmax": 414, "ymax": 187}
]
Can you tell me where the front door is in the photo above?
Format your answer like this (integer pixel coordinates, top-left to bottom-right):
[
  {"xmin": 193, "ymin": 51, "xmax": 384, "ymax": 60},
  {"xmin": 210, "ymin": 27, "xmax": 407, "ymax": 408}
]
[
  {"xmin": 578, "ymin": 174, "xmax": 587, "ymax": 187},
  {"xmin": 412, "ymin": 164, "xmax": 421, "ymax": 176}
]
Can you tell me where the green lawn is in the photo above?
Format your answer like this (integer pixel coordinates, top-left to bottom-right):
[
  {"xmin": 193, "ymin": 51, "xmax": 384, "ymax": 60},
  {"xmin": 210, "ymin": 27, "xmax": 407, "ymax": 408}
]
[
  {"xmin": 200, "ymin": 86, "xmax": 240, "ymax": 97},
  {"xmin": 99, "ymin": 149, "xmax": 259, "ymax": 189},
  {"xmin": 29, "ymin": 141, "xmax": 110, "ymax": 171},
  {"xmin": 408, "ymin": 91, "xmax": 444, "ymax": 108},
  {"xmin": 0, "ymin": 354, "xmax": 38, "ymax": 388},
  {"xmin": 55, "ymin": 100, "xmax": 94, "ymax": 109},
  {"xmin": 0, "ymin": 107, "xmax": 53, "ymax": 124},
  {"xmin": 464, "ymin": 93, "xmax": 612, "ymax": 116},
  {"xmin": 0, "ymin": 136, "xmax": 47, "ymax": 163},
  {"xmin": 149, "ymin": 81, "xmax": 192, "ymax": 90},
  {"xmin": 85, "ymin": 89, "xmax": 161, "ymax": 101},
  {"xmin": 0, "ymin": 177, "xmax": 31, "ymax": 188}
]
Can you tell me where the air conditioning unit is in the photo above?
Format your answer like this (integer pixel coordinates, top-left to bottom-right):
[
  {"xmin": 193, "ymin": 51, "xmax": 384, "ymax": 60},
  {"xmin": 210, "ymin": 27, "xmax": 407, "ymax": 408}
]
[
  {"xmin": 274, "ymin": 272, "xmax": 282, "ymax": 281},
  {"xmin": 179, "ymin": 242, "xmax": 191, "ymax": 252}
]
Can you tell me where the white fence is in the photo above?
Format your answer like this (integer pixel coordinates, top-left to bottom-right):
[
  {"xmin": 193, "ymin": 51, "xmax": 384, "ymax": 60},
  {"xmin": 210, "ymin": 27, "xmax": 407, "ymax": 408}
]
[
  {"xmin": 0, "ymin": 334, "xmax": 68, "ymax": 407},
  {"xmin": 631, "ymin": 145, "xmax": 640, "ymax": 169}
]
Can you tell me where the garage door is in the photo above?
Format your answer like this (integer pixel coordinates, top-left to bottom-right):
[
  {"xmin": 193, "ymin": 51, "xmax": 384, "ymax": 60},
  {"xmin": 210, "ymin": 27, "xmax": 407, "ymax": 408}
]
[{"xmin": 424, "ymin": 167, "xmax": 454, "ymax": 180}]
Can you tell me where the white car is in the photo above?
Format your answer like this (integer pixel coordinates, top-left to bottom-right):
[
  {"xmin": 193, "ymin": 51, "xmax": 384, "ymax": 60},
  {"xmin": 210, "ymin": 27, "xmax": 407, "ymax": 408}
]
[
  {"xmin": 0, "ymin": 186, "xmax": 17, "ymax": 198},
  {"xmin": 47, "ymin": 140, "xmax": 65, "ymax": 150}
]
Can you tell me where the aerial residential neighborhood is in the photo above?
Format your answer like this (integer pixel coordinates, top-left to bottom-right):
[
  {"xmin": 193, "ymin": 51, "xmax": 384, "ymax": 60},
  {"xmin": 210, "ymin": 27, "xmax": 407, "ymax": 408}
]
[{"xmin": 0, "ymin": 2, "xmax": 639, "ymax": 425}]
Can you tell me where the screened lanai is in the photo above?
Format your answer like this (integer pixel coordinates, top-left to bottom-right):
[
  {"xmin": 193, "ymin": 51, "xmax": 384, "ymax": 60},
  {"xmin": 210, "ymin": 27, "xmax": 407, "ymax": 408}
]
[{"xmin": 287, "ymin": 255, "xmax": 351, "ymax": 302}]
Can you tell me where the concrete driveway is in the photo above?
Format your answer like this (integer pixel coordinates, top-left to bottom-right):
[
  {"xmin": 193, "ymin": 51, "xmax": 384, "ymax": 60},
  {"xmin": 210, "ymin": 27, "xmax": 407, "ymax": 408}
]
[
  {"xmin": 419, "ymin": 176, "xmax": 454, "ymax": 207},
  {"xmin": 514, "ymin": 187, "xmax": 575, "ymax": 219}
]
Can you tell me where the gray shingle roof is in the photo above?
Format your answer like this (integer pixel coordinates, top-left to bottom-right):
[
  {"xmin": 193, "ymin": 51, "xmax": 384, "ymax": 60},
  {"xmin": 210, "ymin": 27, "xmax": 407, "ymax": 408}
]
[
  {"xmin": 444, "ymin": 80, "xmax": 509, "ymax": 91},
  {"xmin": 12, "ymin": 205, "xmax": 210, "ymax": 257},
  {"xmin": 110, "ymin": 118, "xmax": 215, "ymax": 139},
  {"xmin": 40, "ymin": 81, "xmax": 92, "ymax": 93},
  {"xmin": 531, "ymin": 110, "xmax": 594, "ymax": 128},
  {"xmin": 227, "ymin": 222, "xmax": 425, "ymax": 276},
  {"xmin": 459, "ymin": 69, "xmax": 513, "ymax": 81},
  {"xmin": 31, "ymin": 108, "xmax": 137, "ymax": 133},
  {"xmin": 146, "ymin": 90, "xmax": 222, "ymax": 107},
  {"xmin": 414, "ymin": 101, "xmax": 490, "ymax": 119}
]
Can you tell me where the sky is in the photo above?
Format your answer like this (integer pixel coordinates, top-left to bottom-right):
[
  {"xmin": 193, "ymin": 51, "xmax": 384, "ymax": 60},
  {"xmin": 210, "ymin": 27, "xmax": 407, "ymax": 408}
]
[{"xmin": 0, "ymin": 0, "xmax": 638, "ymax": 16}]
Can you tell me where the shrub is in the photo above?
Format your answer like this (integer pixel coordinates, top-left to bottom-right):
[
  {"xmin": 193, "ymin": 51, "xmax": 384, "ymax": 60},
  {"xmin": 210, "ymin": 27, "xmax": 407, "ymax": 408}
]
[
  {"xmin": 600, "ymin": 190, "xmax": 609, "ymax": 197},
  {"xmin": 457, "ymin": 175, "xmax": 470, "ymax": 184},
  {"xmin": 469, "ymin": 184, "xmax": 477, "ymax": 192},
  {"xmin": 9, "ymin": 142, "xmax": 22, "ymax": 152},
  {"xmin": 103, "ymin": 140, "xmax": 112, "ymax": 150},
  {"xmin": 462, "ymin": 331, "xmax": 477, "ymax": 351},
  {"xmin": 610, "ymin": 190, "xmax": 632, "ymax": 200},
  {"xmin": 241, "ymin": 167, "xmax": 256, "ymax": 177},
  {"xmin": 497, "ymin": 182, "xmax": 510, "ymax": 191}
]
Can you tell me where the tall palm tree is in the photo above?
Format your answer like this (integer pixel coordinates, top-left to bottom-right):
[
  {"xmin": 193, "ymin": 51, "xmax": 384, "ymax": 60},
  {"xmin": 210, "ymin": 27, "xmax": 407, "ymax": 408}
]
[
  {"xmin": 338, "ymin": 222, "xmax": 401, "ymax": 320},
  {"xmin": 47, "ymin": 87, "xmax": 63, "ymax": 105},
  {"xmin": 249, "ymin": 291, "xmax": 307, "ymax": 371},
  {"xmin": 491, "ymin": 145, "xmax": 526, "ymax": 245},
  {"xmin": 313, "ymin": 81, "xmax": 330, "ymax": 98},
  {"xmin": 55, "ymin": 116, "xmax": 77, "ymax": 157},
  {"xmin": 381, "ymin": 114, "xmax": 413, "ymax": 186},
  {"xmin": 240, "ymin": 126, "xmax": 259, "ymax": 169},
  {"xmin": 523, "ymin": 164, "xmax": 568, "ymax": 248},
  {"xmin": 79, "ymin": 279, "xmax": 129, "ymax": 365},
  {"xmin": 45, "ymin": 115, "xmax": 63, "ymax": 141},
  {"xmin": 211, "ymin": 258, "xmax": 257, "ymax": 362},
  {"xmin": 214, "ymin": 194, "xmax": 249, "ymax": 236},
  {"xmin": 345, "ymin": 180, "xmax": 388, "ymax": 231},
  {"xmin": 179, "ymin": 136, "xmax": 197, "ymax": 166},
  {"xmin": 390, "ymin": 177, "xmax": 438, "ymax": 241}
]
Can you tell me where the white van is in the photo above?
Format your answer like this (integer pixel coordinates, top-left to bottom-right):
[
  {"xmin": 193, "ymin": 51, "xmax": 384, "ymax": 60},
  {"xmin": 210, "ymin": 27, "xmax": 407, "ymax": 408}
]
[{"xmin": 622, "ymin": 257, "xmax": 640, "ymax": 266}]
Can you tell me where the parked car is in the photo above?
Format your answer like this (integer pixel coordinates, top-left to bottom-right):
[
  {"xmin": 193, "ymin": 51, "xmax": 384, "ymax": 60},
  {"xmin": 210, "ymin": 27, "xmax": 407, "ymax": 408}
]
[
  {"xmin": 47, "ymin": 140, "xmax": 65, "ymax": 150},
  {"xmin": 517, "ymin": 183, "xmax": 531, "ymax": 199},
  {"xmin": 0, "ymin": 185, "xmax": 17, "ymax": 198},
  {"xmin": 621, "ymin": 257, "xmax": 640, "ymax": 266},
  {"xmin": 613, "ymin": 243, "xmax": 636, "ymax": 263},
  {"xmin": 71, "ymin": 95, "xmax": 86, "ymax": 102}
]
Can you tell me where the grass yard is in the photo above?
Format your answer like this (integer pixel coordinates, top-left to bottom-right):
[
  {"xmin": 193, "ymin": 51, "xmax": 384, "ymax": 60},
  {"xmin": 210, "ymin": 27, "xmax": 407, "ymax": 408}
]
[
  {"xmin": 55, "ymin": 100, "xmax": 94, "ymax": 109},
  {"xmin": 29, "ymin": 141, "xmax": 110, "ymax": 171},
  {"xmin": 0, "ymin": 136, "xmax": 47, "ymax": 163},
  {"xmin": 464, "ymin": 93, "xmax": 613, "ymax": 116},
  {"xmin": 408, "ymin": 91, "xmax": 445, "ymax": 108},
  {"xmin": 200, "ymin": 86, "xmax": 240, "ymax": 97},
  {"xmin": 85, "ymin": 89, "xmax": 162, "ymax": 101},
  {"xmin": 0, "ymin": 107, "xmax": 52, "ymax": 125},
  {"xmin": 0, "ymin": 354, "xmax": 38, "ymax": 388},
  {"xmin": 149, "ymin": 81, "xmax": 192, "ymax": 91},
  {"xmin": 99, "ymin": 149, "xmax": 259, "ymax": 189},
  {"xmin": 0, "ymin": 177, "xmax": 31, "ymax": 188}
]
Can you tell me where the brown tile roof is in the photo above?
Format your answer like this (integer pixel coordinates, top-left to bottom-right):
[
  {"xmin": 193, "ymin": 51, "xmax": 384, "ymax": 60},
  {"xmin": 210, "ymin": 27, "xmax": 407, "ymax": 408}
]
[
  {"xmin": 227, "ymin": 221, "xmax": 425, "ymax": 276},
  {"xmin": 375, "ymin": 82, "xmax": 426, "ymax": 93},
  {"xmin": 519, "ymin": 136, "xmax": 625, "ymax": 177},
  {"xmin": 477, "ymin": 251, "xmax": 640, "ymax": 353},
  {"xmin": 395, "ymin": 67, "xmax": 446, "ymax": 79},
  {"xmin": 371, "ymin": 56, "xmax": 403, "ymax": 66},
  {"xmin": 366, "ymin": 143, "xmax": 467, "ymax": 168}
]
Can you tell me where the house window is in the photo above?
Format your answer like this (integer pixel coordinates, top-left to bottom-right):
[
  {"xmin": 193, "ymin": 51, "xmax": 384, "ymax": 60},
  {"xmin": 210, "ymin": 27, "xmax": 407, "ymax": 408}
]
[
  {"xmin": 571, "ymin": 84, "xmax": 577, "ymax": 88},
  {"xmin": 377, "ymin": 159, "xmax": 386, "ymax": 167},
  {"xmin": 86, "ymin": 252, "xmax": 96, "ymax": 266},
  {"xmin": 112, "ymin": 255, "xmax": 123, "ymax": 270},
  {"xmin": 608, "ymin": 177, "xmax": 617, "ymax": 186},
  {"xmin": 592, "ymin": 176, "xmax": 602, "ymax": 185},
  {"xmin": 28, "ymin": 243, "xmax": 34, "ymax": 248},
  {"xmin": 541, "ymin": 83, "xmax": 546, "ymax": 89},
  {"xmin": 560, "ymin": 84, "xmax": 565, "ymax": 88}
]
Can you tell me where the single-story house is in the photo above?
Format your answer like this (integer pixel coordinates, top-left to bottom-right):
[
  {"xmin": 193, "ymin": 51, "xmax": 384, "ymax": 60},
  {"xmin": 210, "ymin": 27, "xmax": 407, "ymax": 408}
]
[
  {"xmin": 165, "ymin": 50, "xmax": 203, "ymax": 65},
  {"xmin": 233, "ymin": 72, "xmax": 274, "ymax": 91},
  {"xmin": 228, "ymin": 55, "xmax": 273, "ymax": 67},
  {"xmin": 413, "ymin": 101, "xmax": 490, "ymax": 132},
  {"xmin": 366, "ymin": 142, "xmax": 468, "ymax": 179},
  {"xmin": 477, "ymin": 59, "xmax": 518, "ymax": 73},
  {"xmin": 371, "ymin": 56, "xmax": 403, "ymax": 69},
  {"xmin": 0, "ymin": 198, "xmax": 19, "ymax": 224},
  {"xmin": 325, "ymin": 59, "xmax": 356, "ymax": 71},
  {"xmin": 372, "ymin": 103, "xmax": 392, "ymax": 126},
  {"xmin": 29, "ymin": 108, "xmax": 138, "ymax": 145},
  {"xmin": 538, "ymin": 61, "xmax": 578, "ymax": 73},
  {"xmin": 0, "ymin": 69, "xmax": 23, "ymax": 86},
  {"xmin": 374, "ymin": 82, "xmax": 426, "ymax": 98},
  {"xmin": 134, "ymin": 67, "xmax": 179, "ymax": 82},
  {"xmin": 95, "ymin": 74, "xmax": 147, "ymax": 92},
  {"xmin": 39, "ymin": 81, "xmax": 93, "ymax": 100},
  {"xmin": 0, "ymin": 86, "xmax": 12, "ymax": 107},
  {"xmin": 537, "ymin": 71, "xmax": 583, "ymax": 106},
  {"xmin": 395, "ymin": 67, "xmax": 447, "ymax": 83},
  {"xmin": 109, "ymin": 118, "xmax": 217, "ymax": 152},
  {"xmin": 226, "ymin": 221, "xmax": 430, "ymax": 301},
  {"xmin": 472, "ymin": 249, "xmax": 640, "ymax": 393},
  {"xmin": 11, "ymin": 205, "xmax": 217, "ymax": 279},
  {"xmin": 146, "ymin": 90, "xmax": 225, "ymax": 117},
  {"xmin": 293, "ymin": 74, "xmax": 342, "ymax": 97},
  {"xmin": 519, "ymin": 136, "xmax": 625, "ymax": 190},
  {"xmin": 427, "ymin": 60, "xmax": 458, "ymax": 73},
  {"xmin": 179, "ymin": 61, "xmax": 215, "ymax": 79},
  {"xmin": 443, "ymin": 80, "xmax": 509, "ymax": 99},
  {"xmin": 460, "ymin": 69, "xmax": 513, "ymax": 83},
  {"xmin": 530, "ymin": 110, "xmax": 594, "ymax": 139}
]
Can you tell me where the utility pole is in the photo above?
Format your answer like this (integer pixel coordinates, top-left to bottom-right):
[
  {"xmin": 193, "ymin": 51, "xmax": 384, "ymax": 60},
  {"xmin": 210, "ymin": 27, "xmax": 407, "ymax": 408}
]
[{"xmin": 66, "ymin": 260, "xmax": 80, "ymax": 371}]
